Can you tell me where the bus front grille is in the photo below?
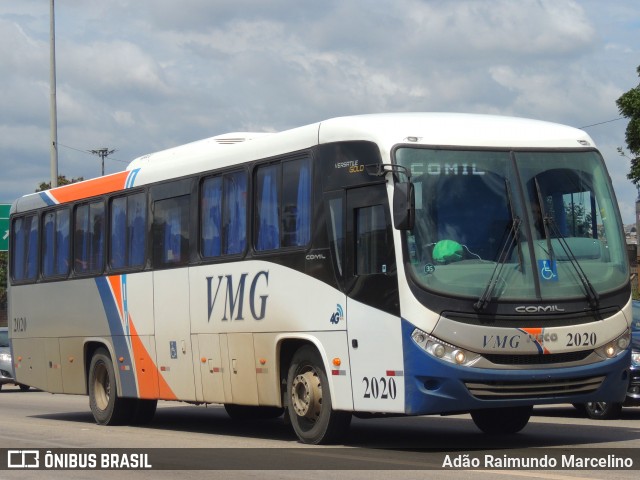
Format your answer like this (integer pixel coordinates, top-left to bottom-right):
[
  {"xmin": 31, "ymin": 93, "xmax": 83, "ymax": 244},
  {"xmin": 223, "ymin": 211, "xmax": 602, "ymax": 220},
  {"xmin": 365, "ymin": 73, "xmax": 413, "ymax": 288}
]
[
  {"xmin": 465, "ymin": 375, "xmax": 605, "ymax": 400},
  {"xmin": 483, "ymin": 350, "xmax": 592, "ymax": 366}
]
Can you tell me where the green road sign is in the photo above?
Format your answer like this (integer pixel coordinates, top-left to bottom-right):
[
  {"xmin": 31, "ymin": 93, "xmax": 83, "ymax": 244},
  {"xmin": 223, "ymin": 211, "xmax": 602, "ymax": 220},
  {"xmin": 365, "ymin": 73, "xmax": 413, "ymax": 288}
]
[{"xmin": 0, "ymin": 203, "xmax": 10, "ymax": 251}]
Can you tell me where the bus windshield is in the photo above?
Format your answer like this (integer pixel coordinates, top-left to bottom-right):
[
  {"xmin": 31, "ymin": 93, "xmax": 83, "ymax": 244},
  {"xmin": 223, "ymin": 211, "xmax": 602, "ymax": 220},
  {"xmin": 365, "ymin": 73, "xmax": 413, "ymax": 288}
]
[{"xmin": 395, "ymin": 148, "xmax": 628, "ymax": 302}]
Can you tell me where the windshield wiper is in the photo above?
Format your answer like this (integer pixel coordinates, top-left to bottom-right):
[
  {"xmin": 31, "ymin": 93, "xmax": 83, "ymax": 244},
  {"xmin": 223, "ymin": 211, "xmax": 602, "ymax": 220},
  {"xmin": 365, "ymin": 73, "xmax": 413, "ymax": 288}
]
[
  {"xmin": 474, "ymin": 179, "xmax": 522, "ymax": 311},
  {"xmin": 543, "ymin": 216, "xmax": 599, "ymax": 309},
  {"xmin": 474, "ymin": 217, "xmax": 521, "ymax": 311},
  {"xmin": 533, "ymin": 178, "xmax": 599, "ymax": 309}
]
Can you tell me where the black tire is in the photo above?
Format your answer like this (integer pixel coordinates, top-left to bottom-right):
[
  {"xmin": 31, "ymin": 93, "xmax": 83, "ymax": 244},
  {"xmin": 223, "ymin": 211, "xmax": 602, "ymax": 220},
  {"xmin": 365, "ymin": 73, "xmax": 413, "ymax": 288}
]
[
  {"xmin": 471, "ymin": 406, "xmax": 532, "ymax": 434},
  {"xmin": 18, "ymin": 384, "xmax": 30, "ymax": 392},
  {"xmin": 88, "ymin": 348, "xmax": 135, "ymax": 425},
  {"xmin": 224, "ymin": 404, "xmax": 284, "ymax": 420},
  {"xmin": 131, "ymin": 399, "xmax": 158, "ymax": 425},
  {"xmin": 286, "ymin": 345, "xmax": 351, "ymax": 444},
  {"xmin": 584, "ymin": 401, "xmax": 622, "ymax": 420}
]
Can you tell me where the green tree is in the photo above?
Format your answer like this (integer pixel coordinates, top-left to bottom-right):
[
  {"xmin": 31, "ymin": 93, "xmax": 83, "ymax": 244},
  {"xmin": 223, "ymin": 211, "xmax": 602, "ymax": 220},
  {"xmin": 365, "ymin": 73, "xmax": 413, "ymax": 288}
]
[
  {"xmin": 564, "ymin": 203, "xmax": 593, "ymax": 237},
  {"xmin": 617, "ymin": 65, "xmax": 640, "ymax": 185}
]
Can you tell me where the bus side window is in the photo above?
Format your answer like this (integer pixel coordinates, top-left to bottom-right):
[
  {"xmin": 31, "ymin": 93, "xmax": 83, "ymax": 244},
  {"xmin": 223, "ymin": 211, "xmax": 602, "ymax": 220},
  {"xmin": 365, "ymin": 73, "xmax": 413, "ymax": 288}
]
[
  {"xmin": 282, "ymin": 159, "xmax": 311, "ymax": 247},
  {"xmin": 223, "ymin": 171, "xmax": 247, "ymax": 255},
  {"xmin": 201, "ymin": 177, "xmax": 223, "ymax": 257},
  {"xmin": 200, "ymin": 170, "xmax": 247, "ymax": 258},
  {"xmin": 328, "ymin": 197, "xmax": 344, "ymax": 276},
  {"xmin": 255, "ymin": 157, "xmax": 311, "ymax": 252},
  {"xmin": 355, "ymin": 205, "xmax": 390, "ymax": 275},
  {"xmin": 74, "ymin": 201, "xmax": 105, "ymax": 275},
  {"xmin": 42, "ymin": 209, "xmax": 70, "ymax": 278},
  {"xmin": 153, "ymin": 195, "xmax": 190, "ymax": 267},
  {"xmin": 128, "ymin": 193, "xmax": 146, "ymax": 266},
  {"xmin": 255, "ymin": 164, "xmax": 281, "ymax": 251},
  {"xmin": 11, "ymin": 214, "xmax": 39, "ymax": 282},
  {"xmin": 110, "ymin": 197, "xmax": 127, "ymax": 268},
  {"xmin": 110, "ymin": 192, "xmax": 146, "ymax": 269}
]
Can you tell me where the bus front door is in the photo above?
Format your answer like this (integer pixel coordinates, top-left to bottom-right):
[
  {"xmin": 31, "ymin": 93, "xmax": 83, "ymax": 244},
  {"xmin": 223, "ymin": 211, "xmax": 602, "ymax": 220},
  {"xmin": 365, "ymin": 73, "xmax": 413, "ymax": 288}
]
[{"xmin": 345, "ymin": 184, "xmax": 404, "ymax": 413}]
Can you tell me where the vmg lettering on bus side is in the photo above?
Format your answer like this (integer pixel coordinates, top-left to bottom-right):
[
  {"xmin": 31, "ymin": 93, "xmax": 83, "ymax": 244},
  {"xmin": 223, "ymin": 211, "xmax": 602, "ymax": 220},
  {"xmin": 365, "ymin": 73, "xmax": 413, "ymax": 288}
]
[{"xmin": 206, "ymin": 271, "xmax": 269, "ymax": 322}]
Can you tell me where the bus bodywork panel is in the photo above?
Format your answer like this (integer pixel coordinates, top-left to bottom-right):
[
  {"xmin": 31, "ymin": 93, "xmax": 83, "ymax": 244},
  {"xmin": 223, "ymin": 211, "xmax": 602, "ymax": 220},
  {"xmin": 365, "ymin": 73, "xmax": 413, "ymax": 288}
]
[
  {"xmin": 431, "ymin": 309, "xmax": 630, "ymax": 356},
  {"xmin": 10, "ymin": 260, "xmax": 355, "ymax": 410},
  {"xmin": 347, "ymin": 299, "xmax": 405, "ymax": 413},
  {"xmin": 9, "ymin": 276, "xmax": 152, "ymax": 397},
  {"xmin": 317, "ymin": 113, "xmax": 596, "ymax": 152},
  {"xmin": 400, "ymin": 318, "xmax": 630, "ymax": 415},
  {"xmin": 188, "ymin": 261, "xmax": 346, "ymax": 334},
  {"xmin": 127, "ymin": 123, "xmax": 321, "ymax": 188}
]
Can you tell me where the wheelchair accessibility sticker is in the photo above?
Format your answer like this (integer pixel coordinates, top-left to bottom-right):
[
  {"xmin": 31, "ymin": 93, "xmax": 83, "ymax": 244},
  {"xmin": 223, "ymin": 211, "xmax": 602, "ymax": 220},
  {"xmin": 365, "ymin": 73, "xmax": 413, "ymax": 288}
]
[{"xmin": 538, "ymin": 259, "xmax": 558, "ymax": 282}]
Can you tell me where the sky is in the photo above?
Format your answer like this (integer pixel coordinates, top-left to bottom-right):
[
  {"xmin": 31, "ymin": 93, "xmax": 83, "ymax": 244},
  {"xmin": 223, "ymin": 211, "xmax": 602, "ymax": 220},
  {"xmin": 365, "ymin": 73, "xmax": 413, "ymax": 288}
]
[{"xmin": 0, "ymin": 0, "xmax": 639, "ymax": 223}]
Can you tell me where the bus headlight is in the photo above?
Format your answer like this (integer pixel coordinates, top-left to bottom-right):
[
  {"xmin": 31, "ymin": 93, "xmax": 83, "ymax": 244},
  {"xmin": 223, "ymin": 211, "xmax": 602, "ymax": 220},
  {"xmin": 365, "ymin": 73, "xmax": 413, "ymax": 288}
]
[
  {"xmin": 594, "ymin": 330, "xmax": 630, "ymax": 360},
  {"xmin": 632, "ymin": 351, "xmax": 640, "ymax": 367},
  {"xmin": 411, "ymin": 329, "xmax": 480, "ymax": 367}
]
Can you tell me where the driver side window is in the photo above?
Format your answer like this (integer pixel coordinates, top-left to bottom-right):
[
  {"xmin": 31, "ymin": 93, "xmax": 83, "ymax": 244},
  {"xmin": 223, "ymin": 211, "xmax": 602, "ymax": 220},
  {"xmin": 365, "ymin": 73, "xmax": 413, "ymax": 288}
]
[{"xmin": 355, "ymin": 204, "xmax": 391, "ymax": 275}]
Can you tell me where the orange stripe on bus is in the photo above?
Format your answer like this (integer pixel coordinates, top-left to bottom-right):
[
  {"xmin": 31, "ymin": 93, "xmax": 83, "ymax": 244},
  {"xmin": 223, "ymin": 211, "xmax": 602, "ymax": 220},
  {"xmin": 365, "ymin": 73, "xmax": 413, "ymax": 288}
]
[
  {"xmin": 129, "ymin": 318, "xmax": 177, "ymax": 401},
  {"xmin": 107, "ymin": 275, "xmax": 124, "ymax": 320},
  {"xmin": 520, "ymin": 328, "xmax": 543, "ymax": 336},
  {"xmin": 49, "ymin": 171, "xmax": 129, "ymax": 204}
]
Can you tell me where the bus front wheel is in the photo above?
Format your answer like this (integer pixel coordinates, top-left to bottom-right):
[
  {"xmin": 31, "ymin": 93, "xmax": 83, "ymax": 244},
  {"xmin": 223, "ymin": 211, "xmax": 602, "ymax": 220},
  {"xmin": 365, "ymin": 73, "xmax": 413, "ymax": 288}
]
[
  {"xmin": 88, "ymin": 348, "xmax": 134, "ymax": 425},
  {"xmin": 471, "ymin": 405, "xmax": 532, "ymax": 434},
  {"xmin": 286, "ymin": 346, "xmax": 351, "ymax": 444}
]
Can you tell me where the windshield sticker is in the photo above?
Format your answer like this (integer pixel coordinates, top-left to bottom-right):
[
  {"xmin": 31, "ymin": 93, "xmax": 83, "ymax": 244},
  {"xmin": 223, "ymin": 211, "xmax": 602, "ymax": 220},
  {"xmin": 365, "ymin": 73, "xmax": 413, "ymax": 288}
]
[
  {"xmin": 424, "ymin": 264, "xmax": 436, "ymax": 275},
  {"xmin": 538, "ymin": 259, "xmax": 558, "ymax": 282}
]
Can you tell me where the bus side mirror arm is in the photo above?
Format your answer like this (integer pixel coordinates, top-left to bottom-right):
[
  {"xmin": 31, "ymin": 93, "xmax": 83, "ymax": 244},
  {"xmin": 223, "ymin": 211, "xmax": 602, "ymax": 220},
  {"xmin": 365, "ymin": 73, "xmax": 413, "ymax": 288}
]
[
  {"xmin": 365, "ymin": 163, "xmax": 414, "ymax": 230},
  {"xmin": 393, "ymin": 182, "xmax": 415, "ymax": 230}
]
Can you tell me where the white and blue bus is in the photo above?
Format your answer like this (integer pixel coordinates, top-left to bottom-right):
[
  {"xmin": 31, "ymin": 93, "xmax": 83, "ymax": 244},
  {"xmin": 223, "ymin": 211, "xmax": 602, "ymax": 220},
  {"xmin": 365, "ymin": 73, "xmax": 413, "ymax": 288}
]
[{"xmin": 8, "ymin": 113, "xmax": 632, "ymax": 444}]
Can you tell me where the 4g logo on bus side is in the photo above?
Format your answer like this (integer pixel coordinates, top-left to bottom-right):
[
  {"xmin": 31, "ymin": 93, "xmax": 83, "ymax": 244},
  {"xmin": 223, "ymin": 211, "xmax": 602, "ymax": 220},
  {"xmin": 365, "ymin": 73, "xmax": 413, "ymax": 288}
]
[{"xmin": 206, "ymin": 271, "xmax": 269, "ymax": 322}]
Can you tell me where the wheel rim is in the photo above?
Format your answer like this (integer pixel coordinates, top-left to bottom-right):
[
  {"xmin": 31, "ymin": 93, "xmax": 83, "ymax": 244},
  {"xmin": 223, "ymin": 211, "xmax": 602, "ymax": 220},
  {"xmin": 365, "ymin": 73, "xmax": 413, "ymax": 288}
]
[
  {"xmin": 291, "ymin": 367, "xmax": 322, "ymax": 422},
  {"xmin": 93, "ymin": 362, "xmax": 110, "ymax": 412},
  {"xmin": 587, "ymin": 402, "xmax": 607, "ymax": 415}
]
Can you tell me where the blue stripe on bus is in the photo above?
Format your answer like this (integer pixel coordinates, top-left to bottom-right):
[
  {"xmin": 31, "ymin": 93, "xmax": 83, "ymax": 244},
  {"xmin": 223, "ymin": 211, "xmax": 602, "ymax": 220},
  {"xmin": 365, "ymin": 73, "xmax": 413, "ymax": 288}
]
[
  {"xmin": 38, "ymin": 191, "xmax": 56, "ymax": 206},
  {"xmin": 126, "ymin": 168, "xmax": 141, "ymax": 189},
  {"xmin": 95, "ymin": 277, "xmax": 138, "ymax": 398}
]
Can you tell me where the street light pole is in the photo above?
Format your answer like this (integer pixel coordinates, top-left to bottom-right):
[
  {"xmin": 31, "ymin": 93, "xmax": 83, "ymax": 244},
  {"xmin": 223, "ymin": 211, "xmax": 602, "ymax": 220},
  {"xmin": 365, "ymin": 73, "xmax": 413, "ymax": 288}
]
[
  {"xmin": 49, "ymin": 0, "xmax": 59, "ymax": 188},
  {"xmin": 90, "ymin": 148, "xmax": 115, "ymax": 176}
]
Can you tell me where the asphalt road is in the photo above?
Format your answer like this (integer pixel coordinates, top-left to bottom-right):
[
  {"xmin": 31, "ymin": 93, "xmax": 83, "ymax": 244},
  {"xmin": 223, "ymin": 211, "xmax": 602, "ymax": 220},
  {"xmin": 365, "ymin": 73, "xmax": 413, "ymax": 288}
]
[{"xmin": 0, "ymin": 384, "xmax": 639, "ymax": 479}]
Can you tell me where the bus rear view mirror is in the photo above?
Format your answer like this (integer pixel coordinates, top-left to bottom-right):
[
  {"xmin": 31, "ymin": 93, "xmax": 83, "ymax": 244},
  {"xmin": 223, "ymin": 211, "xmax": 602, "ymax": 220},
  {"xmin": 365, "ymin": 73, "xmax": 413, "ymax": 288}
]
[{"xmin": 393, "ymin": 182, "xmax": 415, "ymax": 230}]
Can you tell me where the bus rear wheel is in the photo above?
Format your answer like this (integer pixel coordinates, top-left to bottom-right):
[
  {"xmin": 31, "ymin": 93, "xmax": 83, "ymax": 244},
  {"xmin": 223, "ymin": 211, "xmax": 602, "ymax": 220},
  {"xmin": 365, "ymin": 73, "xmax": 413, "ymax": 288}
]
[
  {"xmin": 88, "ymin": 348, "xmax": 134, "ymax": 425},
  {"xmin": 471, "ymin": 405, "xmax": 532, "ymax": 434},
  {"xmin": 286, "ymin": 345, "xmax": 351, "ymax": 444}
]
